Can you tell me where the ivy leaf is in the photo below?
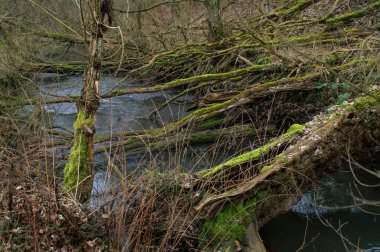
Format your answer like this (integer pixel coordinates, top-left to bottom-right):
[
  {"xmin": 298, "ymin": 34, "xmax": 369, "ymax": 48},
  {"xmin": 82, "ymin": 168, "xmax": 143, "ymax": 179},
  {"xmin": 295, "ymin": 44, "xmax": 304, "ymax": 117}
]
[
  {"xmin": 341, "ymin": 82, "xmax": 351, "ymax": 90},
  {"xmin": 369, "ymin": 73, "xmax": 380, "ymax": 80},
  {"xmin": 316, "ymin": 83, "xmax": 328, "ymax": 89},
  {"xmin": 331, "ymin": 83, "xmax": 339, "ymax": 90},
  {"xmin": 336, "ymin": 93, "xmax": 350, "ymax": 104}
]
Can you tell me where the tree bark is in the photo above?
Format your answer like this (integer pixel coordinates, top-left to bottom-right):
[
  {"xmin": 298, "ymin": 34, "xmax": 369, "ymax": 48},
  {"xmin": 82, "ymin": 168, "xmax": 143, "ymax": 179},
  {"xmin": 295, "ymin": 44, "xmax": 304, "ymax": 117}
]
[
  {"xmin": 204, "ymin": 0, "xmax": 224, "ymax": 42},
  {"xmin": 196, "ymin": 92, "xmax": 380, "ymax": 250},
  {"xmin": 63, "ymin": 0, "xmax": 112, "ymax": 203}
]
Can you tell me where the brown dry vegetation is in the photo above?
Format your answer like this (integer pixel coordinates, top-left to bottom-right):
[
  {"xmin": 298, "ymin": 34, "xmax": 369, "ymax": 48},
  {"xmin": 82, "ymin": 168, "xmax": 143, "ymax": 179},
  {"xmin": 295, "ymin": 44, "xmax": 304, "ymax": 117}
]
[{"xmin": 0, "ymin": 0, "xmax": 379, "ymax": 251}]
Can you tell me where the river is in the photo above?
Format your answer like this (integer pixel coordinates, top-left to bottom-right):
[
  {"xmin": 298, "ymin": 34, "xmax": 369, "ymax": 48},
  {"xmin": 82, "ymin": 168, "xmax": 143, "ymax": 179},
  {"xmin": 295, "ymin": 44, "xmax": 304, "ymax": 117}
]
[
  {"xmin": 25, "ymin": 73, "xmax": 380, "ymax": 251},
  {"xmin": 261, "ymin": 167, "xmax": 380, "ymax": 251}
]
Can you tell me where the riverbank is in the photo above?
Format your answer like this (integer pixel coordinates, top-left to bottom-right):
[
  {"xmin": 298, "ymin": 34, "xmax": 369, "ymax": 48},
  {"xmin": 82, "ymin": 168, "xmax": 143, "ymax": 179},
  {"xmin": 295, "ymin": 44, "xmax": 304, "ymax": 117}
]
[{"xmin": 1, "ymin": 0, "xmax": 379, "ymax": 250}]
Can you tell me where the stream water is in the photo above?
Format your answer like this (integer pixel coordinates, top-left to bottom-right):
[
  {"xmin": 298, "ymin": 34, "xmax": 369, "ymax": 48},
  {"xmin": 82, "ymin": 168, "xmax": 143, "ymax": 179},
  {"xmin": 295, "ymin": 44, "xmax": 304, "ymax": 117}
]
[
  {"xmin": 26, "ymin": 74, "xmax": 380, "ymax": 251},
  {"xmin": 27, "ymin": 73, "xmax": 193, "ymax": 135},
  {"xmin": 261, "ymin": 168, "xmax": 380, "ymax": 252},
  {"xmin": 25, "ymin": 73, "xmax": 237, "ymax": 188}
]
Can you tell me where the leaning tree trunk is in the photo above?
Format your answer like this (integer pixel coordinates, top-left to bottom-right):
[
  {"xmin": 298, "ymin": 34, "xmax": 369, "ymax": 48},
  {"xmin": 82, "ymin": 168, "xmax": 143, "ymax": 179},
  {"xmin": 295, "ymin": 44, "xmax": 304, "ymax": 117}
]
[
  {"xmin": 204, "ymin": 0, "xmax": 224, "ymax": 42},
  {"xmin": 64, "ymin": 0, "xmax": 113, "ymax": 203},
  {"xmin": 195, "ymin": 92, "xmax": 380, "ymax": 251}
]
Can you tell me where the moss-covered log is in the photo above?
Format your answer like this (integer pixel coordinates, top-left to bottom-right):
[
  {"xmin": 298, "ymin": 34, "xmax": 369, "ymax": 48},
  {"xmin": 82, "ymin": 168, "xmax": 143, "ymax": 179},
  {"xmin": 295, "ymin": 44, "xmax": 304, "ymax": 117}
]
[
  {"xmin": 27, "ymin": 22, "xmax": 376, "ymax": 105},
  {"xmin": 28, "ymin": 62, "xmax": 278, "ymax": 105},
  {"xmin": 93, "ymin": 124, "xmax": 276, "ymax": 156},
  {"xmin": 198, "ymin": 124, "xmax": 304, "ymax": 179},
  {"xmin": 274, "ymin": 0, "xmax": 321, "ymax": 18},
  {"xmin": 195, "ymin": 91, "xmax": 380, "ymax": 249},
  {"xmin": 325, "ymin": 0, "xmax": 380, "ymax": 24},
  {"xmin": 156, "ymin": 58, "xmax": 375, "ymax": 134},
  {"xmin": 41, "ymin": 56, "xmax": 376, "ymax": 160}
]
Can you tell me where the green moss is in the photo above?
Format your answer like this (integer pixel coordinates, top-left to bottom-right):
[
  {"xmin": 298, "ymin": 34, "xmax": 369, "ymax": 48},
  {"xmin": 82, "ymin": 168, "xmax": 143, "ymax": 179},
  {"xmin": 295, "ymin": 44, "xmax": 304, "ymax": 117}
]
[
  {"xmin": 335, "ymin": 92, "xmax": 380, "ymax": 113},
  {"xmin": 256, "ymin": 56, "xmax": 272, "ymax": 65},
  {"xmin": 63, "ymin": 110, "xmax": 94, "ymax": 191},
  {"xmin": 198, "ymin": 115, "xmax": 226, "ymax": 129},
  {"xmin": 260, "ymin": 153, "xmax": 286, "ymax": 173},
  {"xmin": 200, "ymin": 203, "xmax": 250, "ymax": 243},
  {"xmin": 70, "ymin": 94, "xmax": 81, "ymax": 99},
  {"xmin": 260, "ymin": 165, "xmax": 271, "ymax": 173},
  {"xmin": 282, "ymin": 124, "xmax": 305, "ymax": 138},
  {"xmin": 73, "ymin": 110, "xmax": 94, "ymax": 130},
  {"xmin": 155, "ymin": 63, "xmax": 276, "ymax": 89},
  {"xmin": 200, "ymin": 124, "xmax": 304, "ymax": 177},
  {"xmin": 201, "ymin": 204, "xmax": 250, "ymax": 242},
  {"xmin": 259, "ymin": 94, "xmax": 378, "ymax": 174},
  {"xmin": 159, "ymin": 58, "xmax": 373, "ymax": 136},
  {"xmin": 145, "ymin": 169, "xmax": 164, "ymax": 179},
  {"xmin": 326, "ymin": 1, "xmax": 380, "ymax": 24},
  {"xmin": 27, "ymin": 63, "xmax": 85, "ymax": 72},
  {"xmin": 162, "ymin": 99, "xmax": 233, "ymax": 132},
  {"xmin": 326, "ymin": 54, "xmax": 337, "ymax": 64},
  {"xmin": 199, "ymin": 146, "xmax": 269, "ymax": 177},
  {"xmin": 277, "ymin": 0, "xmax": 314, "ymax": 16},
  {"xmin": 199, "ymin": 193, "xmax": 265, "ymax": 247},
  {"xmin": 354, "ymin": 93, "xmax": 380, "ymax": 109}
]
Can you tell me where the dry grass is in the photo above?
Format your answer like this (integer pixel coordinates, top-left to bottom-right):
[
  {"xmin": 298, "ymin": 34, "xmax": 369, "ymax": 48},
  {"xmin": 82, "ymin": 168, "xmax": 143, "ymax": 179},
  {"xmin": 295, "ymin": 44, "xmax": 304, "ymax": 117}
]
[{"xmin": 0, "ymin": 0, "xmax": 379, "ymax": 251}]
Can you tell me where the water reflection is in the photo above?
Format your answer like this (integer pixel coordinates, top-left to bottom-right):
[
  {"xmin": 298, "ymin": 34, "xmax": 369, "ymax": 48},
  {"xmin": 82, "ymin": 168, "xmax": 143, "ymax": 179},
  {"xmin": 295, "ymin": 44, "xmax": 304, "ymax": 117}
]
[
  {"xmin": 261, "ymin": 166, "xmax": 380, "ymax": 252},
  {"xmin": 26, "ymin": 73, "xmax": 193, "ymax": 135}
]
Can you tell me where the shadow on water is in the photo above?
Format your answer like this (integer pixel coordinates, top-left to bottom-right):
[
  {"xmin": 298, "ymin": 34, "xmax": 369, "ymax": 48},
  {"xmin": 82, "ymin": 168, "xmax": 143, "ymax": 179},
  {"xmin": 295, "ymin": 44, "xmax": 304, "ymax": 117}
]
[{"xmin": 261, "ymin": 163, "xmax": 380, "ymax": 252}]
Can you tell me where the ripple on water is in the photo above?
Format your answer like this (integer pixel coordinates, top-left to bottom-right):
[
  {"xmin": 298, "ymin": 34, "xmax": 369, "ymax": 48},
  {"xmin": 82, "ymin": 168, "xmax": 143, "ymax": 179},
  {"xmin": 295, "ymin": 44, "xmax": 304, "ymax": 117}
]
[
  {"xmin": 26, "ymin": 74, "xmax": 194, "ymax": 135},
  {"xmin": 262, "ymin": 164, "xmax": 380, "ymax": 252}
]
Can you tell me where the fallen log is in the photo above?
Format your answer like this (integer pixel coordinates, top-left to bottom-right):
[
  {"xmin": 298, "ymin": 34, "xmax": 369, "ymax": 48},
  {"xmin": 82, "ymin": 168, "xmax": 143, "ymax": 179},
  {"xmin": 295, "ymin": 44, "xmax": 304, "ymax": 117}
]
[
  {"xmin": 196, "ymin": 90, "xmax": 380, "ymax": 250},
  {"xmin": 38, "ymin": 57, "xmax": 376, "ymax": 160},
  {"xmin": 94, "ymin": 124, "xmax": 276, "ymax": 156},
  {"xmin": 42, "ymin": 124, "xmax": 276, "ymax": 159},
  {"xmin": 325, "ymin": 0, "xmax": 380, "ymax": 25}
]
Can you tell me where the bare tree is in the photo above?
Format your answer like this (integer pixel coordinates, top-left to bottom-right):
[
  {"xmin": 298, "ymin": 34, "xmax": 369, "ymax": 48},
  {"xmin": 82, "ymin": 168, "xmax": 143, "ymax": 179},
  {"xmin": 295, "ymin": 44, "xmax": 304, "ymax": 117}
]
[{"xmin": 63, "ymin": 0, "xmax": 114, "ymax": 203}]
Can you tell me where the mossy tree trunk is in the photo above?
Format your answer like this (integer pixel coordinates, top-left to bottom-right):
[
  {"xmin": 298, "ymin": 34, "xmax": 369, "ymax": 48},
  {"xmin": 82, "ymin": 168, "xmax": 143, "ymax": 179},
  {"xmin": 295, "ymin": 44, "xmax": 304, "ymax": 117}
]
[
  {"xmin": 203, "ymin": 0, "xmax": 224, "ymax": 42},
  {"xmin": 64, "ymin": 0, "xmax": 113, "ymax": 203},
  {"xmin": 196, "ymin": 93, "xmax": 380, "ymax": 250}
]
